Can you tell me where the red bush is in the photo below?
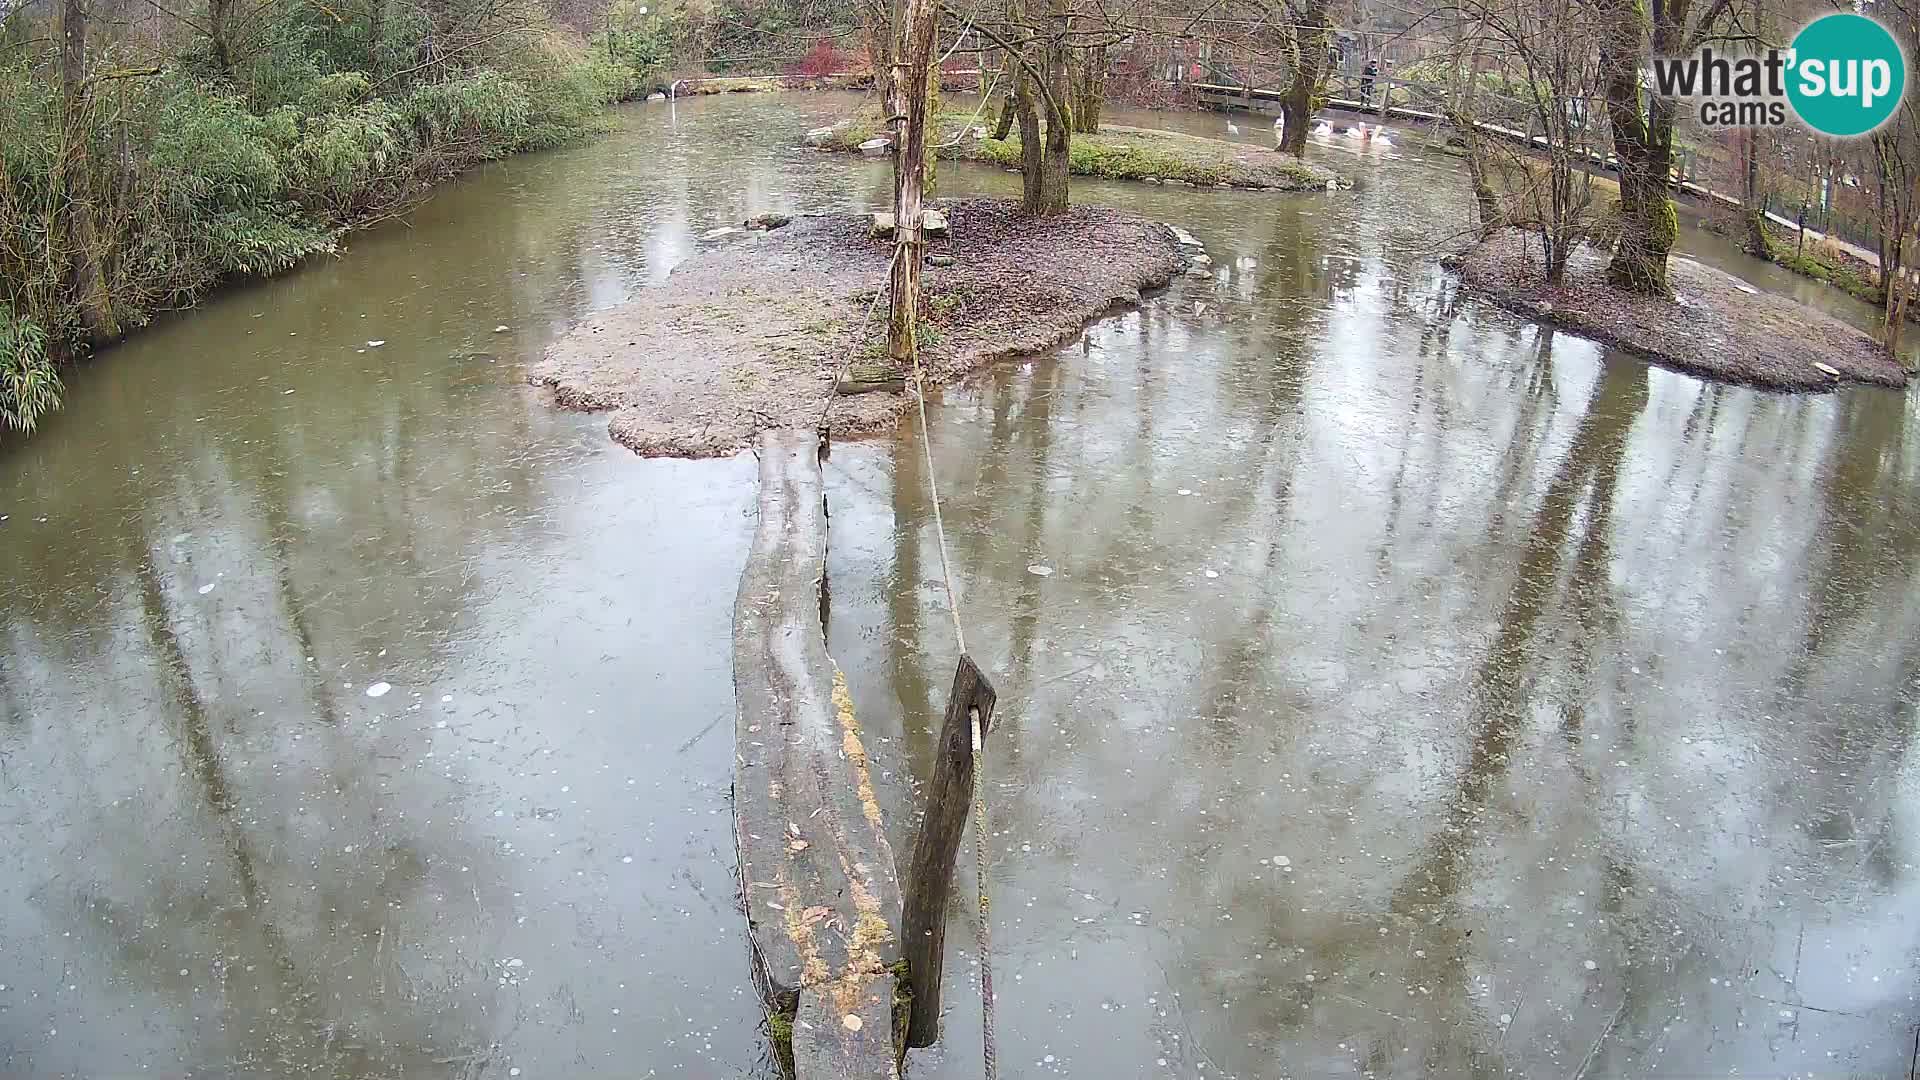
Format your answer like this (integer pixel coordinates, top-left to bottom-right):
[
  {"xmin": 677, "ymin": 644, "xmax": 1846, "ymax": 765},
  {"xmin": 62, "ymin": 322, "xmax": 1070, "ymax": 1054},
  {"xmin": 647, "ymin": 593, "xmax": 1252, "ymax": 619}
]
[{"xmin": 788, "ymin": 38, "xmax": 851, "ymax": 77}]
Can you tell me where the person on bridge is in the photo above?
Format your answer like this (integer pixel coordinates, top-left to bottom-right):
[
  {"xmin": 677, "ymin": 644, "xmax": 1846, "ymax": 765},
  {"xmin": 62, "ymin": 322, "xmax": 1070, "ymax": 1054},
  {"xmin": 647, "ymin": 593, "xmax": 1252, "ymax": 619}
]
[{"xmin": 1360, "ymin": 59, "xmax": 1379, "ymax": 105}]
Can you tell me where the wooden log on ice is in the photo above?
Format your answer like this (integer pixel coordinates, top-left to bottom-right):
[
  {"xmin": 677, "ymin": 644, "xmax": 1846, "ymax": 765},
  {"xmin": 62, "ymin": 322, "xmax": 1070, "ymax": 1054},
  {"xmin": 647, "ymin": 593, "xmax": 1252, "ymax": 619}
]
[{"xmin": 733, "ymin": 429, "xmax": 903, "ymax": 1079}]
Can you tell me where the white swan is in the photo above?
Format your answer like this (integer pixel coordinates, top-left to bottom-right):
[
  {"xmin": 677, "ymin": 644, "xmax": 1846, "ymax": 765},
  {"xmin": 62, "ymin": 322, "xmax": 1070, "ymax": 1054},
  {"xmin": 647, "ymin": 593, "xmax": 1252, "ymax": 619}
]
[{"xmin": 1227, "ymin": 119, "xmax": 1241, "ymax": 135}]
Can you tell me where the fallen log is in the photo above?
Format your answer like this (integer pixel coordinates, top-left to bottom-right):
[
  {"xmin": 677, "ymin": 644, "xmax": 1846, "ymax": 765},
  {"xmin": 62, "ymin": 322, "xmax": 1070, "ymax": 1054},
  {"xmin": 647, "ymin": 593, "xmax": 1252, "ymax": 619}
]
[{"xmin": 733, "ymin": 429, "xmax": 904, "ymax": 1079}]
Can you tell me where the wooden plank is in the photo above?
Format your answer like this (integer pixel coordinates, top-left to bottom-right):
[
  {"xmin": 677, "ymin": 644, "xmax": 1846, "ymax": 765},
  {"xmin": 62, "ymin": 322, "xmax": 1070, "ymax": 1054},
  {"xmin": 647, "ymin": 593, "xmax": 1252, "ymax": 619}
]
[
  {"xmin": 734, "ymin": 429, "xmax": 903, "ymax": 1078},
  {"xmin": 900, "ymin": 653, "xmax": 998, "ymax": 1048}
]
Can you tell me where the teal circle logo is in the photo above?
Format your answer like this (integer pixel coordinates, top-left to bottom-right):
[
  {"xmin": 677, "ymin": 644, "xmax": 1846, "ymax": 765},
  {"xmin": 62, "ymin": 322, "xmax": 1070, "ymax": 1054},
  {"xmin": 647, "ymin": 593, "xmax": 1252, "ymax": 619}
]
[{"xmin": 1787, "ymin": 13, "xmax": 1906, "ymax": 137}]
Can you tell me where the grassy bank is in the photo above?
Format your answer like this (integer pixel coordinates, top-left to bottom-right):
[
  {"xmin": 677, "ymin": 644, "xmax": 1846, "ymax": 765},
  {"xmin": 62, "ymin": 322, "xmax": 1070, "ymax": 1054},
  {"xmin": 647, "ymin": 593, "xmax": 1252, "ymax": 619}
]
[
  {"xmin": 0, "ymin": 4, "xmax": 670, "ymax": 435},
  {"xmin": 1725, "ymin": 220, "xmax": 1887, "ymax": 308},
  {"xmin": 814, "ymin": 108, "xmax": 1339, "ymax": 190}
]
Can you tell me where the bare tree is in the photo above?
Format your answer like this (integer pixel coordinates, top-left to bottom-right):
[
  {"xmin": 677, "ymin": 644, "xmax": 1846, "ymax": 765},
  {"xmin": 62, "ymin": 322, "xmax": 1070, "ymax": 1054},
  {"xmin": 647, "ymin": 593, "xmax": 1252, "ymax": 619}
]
[
  {"xmin": 1276, "ymin": 0, "xmax": 1333, "ymax": 156},
  {"xmin": 1447, "ymin": 0, "xmax": 1608, "ymax": 283},
  {"xmin": 1594, "ymin": 0, "xmax": 1735, "ymax": 295},
  {"xmin": 1868, "ymin": 0, "xmax": 1918, "ymax": 351},
  {"xmin": 885, "ymin": 0, "xmax": 939, "ymax": 362}
]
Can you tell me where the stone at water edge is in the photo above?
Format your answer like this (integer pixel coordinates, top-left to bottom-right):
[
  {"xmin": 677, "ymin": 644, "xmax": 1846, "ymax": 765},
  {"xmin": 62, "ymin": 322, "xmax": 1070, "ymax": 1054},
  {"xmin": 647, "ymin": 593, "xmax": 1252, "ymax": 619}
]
[
  {"xmin": 744, "ymin": 213, "xmax": 792, "ymax": 231},
  {"xmin": 646, "ymin": 92, "xmax": 666, "ymax": 102},
  {"xmin": 923, "ymin": 209, "xmax": 950, "ymax": 238},
  {"xmin": 701, "ymin": 226, "xmax": 747, "ymax": 241},
  {"xmin": 1190, "ymin": 253, "xmax": 1212, "ymax": 267},
  {"xmin": 1165, "ymin": 223, "xmax": 1202, "ymax": 248},
  {"xmin": 928, "ymin": 253, "xmax": 956, "ymax": 268},
  {"xmin": 804, "ymin": 126, "xmax": 837, "ymax": 146},
  {"xmin": 1813, "ymin": 361, "xmax": 1842, "ymax": 378},
  {"xmin": 869, "ymin": 212, "xmax": 895, "ymax": 239}
]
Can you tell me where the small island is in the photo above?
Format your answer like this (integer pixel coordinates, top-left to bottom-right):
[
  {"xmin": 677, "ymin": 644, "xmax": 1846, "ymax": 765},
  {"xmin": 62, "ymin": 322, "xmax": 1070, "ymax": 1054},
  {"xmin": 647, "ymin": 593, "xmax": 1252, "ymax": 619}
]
[
  {"xmin": 531, "ymin": 199, "xmax": 1190, "ymax": 456},
  {"xmin": 1451, "ymin": 228, "xmax": 1910, "ymax": 391}
]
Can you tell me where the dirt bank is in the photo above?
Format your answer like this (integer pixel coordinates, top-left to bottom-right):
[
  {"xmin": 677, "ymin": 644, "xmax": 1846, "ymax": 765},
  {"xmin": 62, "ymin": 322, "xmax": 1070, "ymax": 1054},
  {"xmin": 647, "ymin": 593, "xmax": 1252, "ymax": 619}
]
[
  {"xmin": 812, "ymin": 110, "xmax": 1343, "ymax": 192},
  {"xmin": 531, "ymin": 199, "xmax": 1184, "ymax": 456},
  {"xmin": 1450, "ymin": 228, "xmax": 1910, "ymax": 390}
]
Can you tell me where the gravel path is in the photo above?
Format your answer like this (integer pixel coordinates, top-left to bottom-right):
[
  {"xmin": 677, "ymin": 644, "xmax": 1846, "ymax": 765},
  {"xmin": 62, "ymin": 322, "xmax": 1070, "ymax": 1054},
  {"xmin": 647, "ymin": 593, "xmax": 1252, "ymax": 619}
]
[
  {"xmin": 532, "ymin": 199, "xmax": 1183, "ymax": 457},
  {"xmin": 1452, "ymin": 229, "xmax": 1910, "ymax": 391}
]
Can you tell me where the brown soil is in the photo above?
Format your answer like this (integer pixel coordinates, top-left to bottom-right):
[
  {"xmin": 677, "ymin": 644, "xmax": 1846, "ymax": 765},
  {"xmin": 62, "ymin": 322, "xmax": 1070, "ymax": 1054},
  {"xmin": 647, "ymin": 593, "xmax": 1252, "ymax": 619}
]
[
  {"xmin": 531, "ymin": 199, "xmax": 1184, "ymax": 457},
  {"xmin": 1451, "ymin": 228, "xmax": 1911, "ymax": 391}
]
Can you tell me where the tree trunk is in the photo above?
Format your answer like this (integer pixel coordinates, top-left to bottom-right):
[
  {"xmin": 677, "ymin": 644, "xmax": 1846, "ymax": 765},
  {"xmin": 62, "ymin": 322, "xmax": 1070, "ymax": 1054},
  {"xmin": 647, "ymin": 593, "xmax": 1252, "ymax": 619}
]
[
  {"xmin": 1872, "ymin": 135, "xmax": 1916, "ymax": 350},
  {"xmin": 1450, "ymin": 115, "xmax": 1502, "ymax": 239},
  {"xmin": 1034, "ymin": 21, "xmax": 1071, "ymax": 215},
  {"xmin": 1072, "ymin": 44, "xmax": 1105, "ymax": 134},
  {"xmin": 992, "ymin": 85, "xmax": 1015, "ymax": 139},
  {"xmin": 1038, "ymin": 95, "xmax": 1069, "ymax": 213},
  {"xmin": 1010, "ymin": 0, "xmax": 1069, "ymax": 216},
  {"xmin": 1600, "ymin": 0, "xmax": 1680, "ymax": 294},
  {"xmin": 209, "ymin": 0, "xmax": 235, "ymax": 75},
  {"xmin": 885, "ymin": 0, "xmax": 938, "ymax": 365},
  {"xmin": 1887, "ymin": 233, "xmax": 1910, "ymax": 353},
  {"xmin": 370, "ymin": 0, "xmax": 386, "ymax": 76},
  {"xmin": 1742, "ymin": 130, "xmax": 1772, "ymax": 258},
  {"xmin": 62, "ymin": 0, "xmax": 84, "ymax": 91},
  {"xmin": 1013, "ymin": 61, "xmax": 1046, "ymax": 211},
  {"xmin": 1278, "ymin": 0, "xmax": 1332, "ymax": 158}
]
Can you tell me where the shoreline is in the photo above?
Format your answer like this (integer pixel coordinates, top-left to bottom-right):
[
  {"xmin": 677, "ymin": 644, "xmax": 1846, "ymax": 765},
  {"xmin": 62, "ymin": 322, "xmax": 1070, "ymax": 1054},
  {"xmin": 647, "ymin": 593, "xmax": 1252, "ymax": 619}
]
[
  {"xmin": 531, "ymin": 199, "xmax": 1186, "ymax": 457},
  {"xmin": 1449, "ymin": 228, "xmax": 1910, "ymax": 391}
]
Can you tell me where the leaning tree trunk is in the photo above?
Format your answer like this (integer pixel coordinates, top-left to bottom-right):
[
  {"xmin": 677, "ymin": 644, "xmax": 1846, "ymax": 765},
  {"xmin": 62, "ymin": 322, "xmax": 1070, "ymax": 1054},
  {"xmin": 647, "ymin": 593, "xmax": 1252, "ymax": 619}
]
[
  {"xmin": 1278, "ymin": 0, "xmax": 1332, "ymax": 158},
  {"xmin": 992, "ymin": 86, "xmax": 1016, "ymax": 139}
]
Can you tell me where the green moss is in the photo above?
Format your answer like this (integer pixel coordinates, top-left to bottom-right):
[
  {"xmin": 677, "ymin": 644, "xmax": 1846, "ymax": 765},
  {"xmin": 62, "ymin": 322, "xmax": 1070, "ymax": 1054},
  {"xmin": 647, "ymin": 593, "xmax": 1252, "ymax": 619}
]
[
  {"xmin": 813, "ymin": 117, "xmax": 882, "ymax": 153},
  {"xmin": 1652, "ymin": 197, "xmax": 1679, "ymax": 250},
  {"xmin": 1778, "ymin": 250, "xmax": 1881, "ymax": 303},
  {"xmin": 890, "ymin": 960, "xmax": 913, "ymax": 1061},
  {"xmin": 768, "ymin": 1005, "xmax": 796, "ymax": 1078}
]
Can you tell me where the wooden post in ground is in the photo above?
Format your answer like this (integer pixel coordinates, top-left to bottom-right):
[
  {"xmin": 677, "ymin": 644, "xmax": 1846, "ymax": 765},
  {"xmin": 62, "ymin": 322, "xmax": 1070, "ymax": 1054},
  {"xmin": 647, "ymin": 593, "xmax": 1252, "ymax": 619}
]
[
  {"xmin": 886, "ymin": 0, "xmax": 938, "ymax": 366},
  {"xmin": 900, "ymin": 654, "xmax": 997, "ymax": 1048}
]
